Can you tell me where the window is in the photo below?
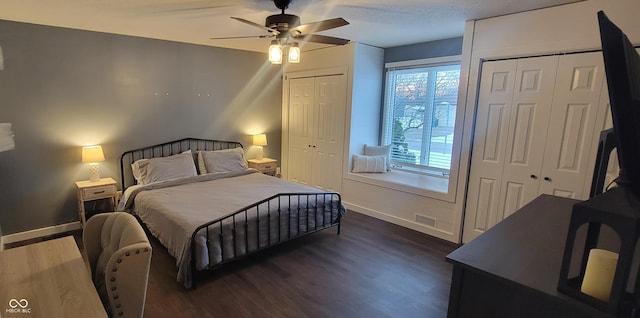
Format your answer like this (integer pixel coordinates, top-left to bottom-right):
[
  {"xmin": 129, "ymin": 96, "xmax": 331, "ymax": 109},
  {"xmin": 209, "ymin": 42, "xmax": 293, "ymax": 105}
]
[{"xmin": 382, "ymin": 58, "xmax": 461, "ymax": 176}]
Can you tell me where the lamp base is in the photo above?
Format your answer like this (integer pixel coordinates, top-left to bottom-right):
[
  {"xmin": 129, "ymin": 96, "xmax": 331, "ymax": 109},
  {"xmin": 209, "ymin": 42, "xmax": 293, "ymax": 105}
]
[
  {"xmin": 88, "ymin": 164, "xmax": 100, "ymax": 182},
  {"xmin": 256, "ymin": 146, "xmax": 264, "ymax": 160}
]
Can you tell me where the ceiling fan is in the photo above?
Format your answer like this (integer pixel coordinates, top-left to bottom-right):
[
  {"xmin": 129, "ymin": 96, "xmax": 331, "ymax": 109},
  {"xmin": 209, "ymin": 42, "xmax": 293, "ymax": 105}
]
[{"xmin": 211, "ymin": 0, "xmax": 350, "ymax": 46}]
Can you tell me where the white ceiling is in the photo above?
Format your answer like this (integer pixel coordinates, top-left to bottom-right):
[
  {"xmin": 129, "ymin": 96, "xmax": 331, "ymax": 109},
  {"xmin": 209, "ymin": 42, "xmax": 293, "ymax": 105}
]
[{"xmin": 0, "ymin": 0, "xmax": 584, "ymax": 53}]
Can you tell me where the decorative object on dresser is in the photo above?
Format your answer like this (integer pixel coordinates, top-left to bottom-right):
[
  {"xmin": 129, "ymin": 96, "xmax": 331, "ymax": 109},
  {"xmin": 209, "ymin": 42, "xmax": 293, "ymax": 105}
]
[
  {"xmin": 82, "ymin": 145, "xmax": 105, "ymax": 182},
  {"xmin": 556, "ymin": 12, "xmax": 640, "ymax": 316},
  {"xmin": 119, "ymin": 138, "xmax": 344, "ymax": 288},
  {"xmin": 247, "ymin": 157, "xmax": 277, "ymax": 176},
  {"xmin": 75, "ymin": 177, "xmax": 117, "ymax": 228},
  {"xmin": 0, "ymin": 123, "xmax": 14, "ymax": 152},
  {"xmin": 252, "ymin": 133, "xmax": 268, "ymax": 160}
]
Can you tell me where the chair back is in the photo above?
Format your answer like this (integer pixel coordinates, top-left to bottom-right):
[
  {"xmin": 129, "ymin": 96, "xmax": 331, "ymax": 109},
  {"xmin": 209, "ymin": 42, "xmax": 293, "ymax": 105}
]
[{"xmin": 83, "ymin": 212, "xmax": 152, "ymax": 318}]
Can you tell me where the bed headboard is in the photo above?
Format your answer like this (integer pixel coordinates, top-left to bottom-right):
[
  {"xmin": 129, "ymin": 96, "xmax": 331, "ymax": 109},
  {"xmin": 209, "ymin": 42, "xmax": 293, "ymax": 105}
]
[{"xmin": 119, "ymin": 138, "xmax": 243, "ymax": 190}]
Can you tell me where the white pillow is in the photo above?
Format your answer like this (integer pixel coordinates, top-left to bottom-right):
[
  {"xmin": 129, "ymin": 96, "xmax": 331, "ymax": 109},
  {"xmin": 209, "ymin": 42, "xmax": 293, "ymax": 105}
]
[
  {"xmin": 197, "ymin": 147, "xmax": 248, "ymax": 174},
  {"xmin": 364, "ymin": 144, "xmax": 392, "ymax": 171},
  {"xmin": 352, "ymin": 154, "xmax": 387, "ymax": 173},
  {"xmin": 131, "ymin": 151, "xmax": 197, "ymax": 185}
]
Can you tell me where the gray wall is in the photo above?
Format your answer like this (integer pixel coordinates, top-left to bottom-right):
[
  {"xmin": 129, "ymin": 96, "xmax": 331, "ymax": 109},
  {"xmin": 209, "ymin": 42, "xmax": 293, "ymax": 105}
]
[
  {"xmin": 0, "ymin": 20, "xmax": 282, "ymax": 235},
  {"xmin": 384, "ymin": 37, "xmax": 463, "ymax": 63}
]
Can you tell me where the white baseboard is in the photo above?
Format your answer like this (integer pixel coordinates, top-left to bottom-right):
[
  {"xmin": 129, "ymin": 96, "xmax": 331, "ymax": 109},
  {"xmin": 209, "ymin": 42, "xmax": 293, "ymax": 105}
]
[
  {"xmin": 1, "ymin": 222, "xmax": 82, "ymax": 246},
  {"xmin": 344, "ymin": 201, "xmax": 456, "ymax": 243}
]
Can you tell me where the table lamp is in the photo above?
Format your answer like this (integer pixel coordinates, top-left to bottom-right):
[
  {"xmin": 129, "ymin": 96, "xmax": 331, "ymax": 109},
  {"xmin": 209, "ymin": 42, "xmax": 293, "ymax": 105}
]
[
  {"xmin": 82, "ymin": 145, "xmax": 105, "ymax": 182},
  {"xmin": 253, "ymin": 134, "xmax": 267, "ymax": 160}
]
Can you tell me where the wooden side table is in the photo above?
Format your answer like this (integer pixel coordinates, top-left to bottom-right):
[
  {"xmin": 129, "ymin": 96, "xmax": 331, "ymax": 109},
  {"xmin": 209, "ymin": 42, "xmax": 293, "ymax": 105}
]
[
  {"xmin": 247, "ymin": 158, "xmax": 278, "ymax": 176},
  {"xmin": 75, "ymin": 177, "xmax": 117, "ymax": 228}
]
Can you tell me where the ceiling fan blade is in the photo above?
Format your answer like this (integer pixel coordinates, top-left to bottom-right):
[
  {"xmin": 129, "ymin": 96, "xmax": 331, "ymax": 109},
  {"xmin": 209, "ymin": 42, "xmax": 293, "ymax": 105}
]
[
  {"xmin": 293, "ymin": 34, "xmax": 350, "ymax": 45},
  {"xmin": 211, "ymin": 35, "xmax": 271, "ymax": 40},
  {"xmin": 231, "ymin": 17, "xmax": 278, "ymax": 34},
  {"xmin": 289, "ymin": 18, "xmax": 349, "ymax": 36}
]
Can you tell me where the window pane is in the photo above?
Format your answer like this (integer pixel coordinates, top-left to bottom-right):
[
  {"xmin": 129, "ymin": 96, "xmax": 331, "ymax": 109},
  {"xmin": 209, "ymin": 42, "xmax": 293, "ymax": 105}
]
[{"xmin": 383, "ymin": 63, "xmax": 460, "ymax": 174}]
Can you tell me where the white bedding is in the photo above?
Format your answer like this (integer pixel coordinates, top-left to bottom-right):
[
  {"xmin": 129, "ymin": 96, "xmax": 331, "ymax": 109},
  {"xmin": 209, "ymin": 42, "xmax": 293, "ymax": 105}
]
[{"xmin": 119, "ymin": 169, "xmax": 343, "ymax": 288}]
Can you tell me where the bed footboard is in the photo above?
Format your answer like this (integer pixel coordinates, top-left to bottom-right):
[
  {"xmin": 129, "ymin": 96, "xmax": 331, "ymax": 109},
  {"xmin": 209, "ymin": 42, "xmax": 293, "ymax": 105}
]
[{"xmin": 189, "ymin": 192, "xmax": 344, "ymax": 287}]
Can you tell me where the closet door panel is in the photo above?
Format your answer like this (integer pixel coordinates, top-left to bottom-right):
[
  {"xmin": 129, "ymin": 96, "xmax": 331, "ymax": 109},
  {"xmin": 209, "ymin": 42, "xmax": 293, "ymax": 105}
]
[
  {"xmin": 498, "ymin": 56, "xmax": 558, "ymax": 218},
  {"xmin": 463, "ymin": 53, "xmax": 614, "ymax": 243},
  {"xmin": 463, "ymin": 60, "xmax": 517, "ymax": 242},
  {"xmin": 503, "ymin": 181, "xmax": 525, "ymax": 219},
  {"xmin": 539, "ymin": 52, "xmax": 606, "ymax": 199},
  {"xmin": 288, "ymin": 78, "xmax": 315, "ymax": 185},
  {"xmin": 311, "ymin": 75, "xmax": 346, "ymax": 191}
]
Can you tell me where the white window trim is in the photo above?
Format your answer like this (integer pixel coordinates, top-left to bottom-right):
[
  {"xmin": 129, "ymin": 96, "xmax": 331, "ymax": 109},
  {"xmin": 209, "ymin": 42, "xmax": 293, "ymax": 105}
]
[
  {"xmin": 366, "ymin": 55, "xmax": 463, "ymax": 202},
  {"xmin": 385, "ymin": 55, "xmax": 462, "ymax": 69},
  {"xmin": 383, "ymin": 56, "xmax": 461, "ymax": 175}
]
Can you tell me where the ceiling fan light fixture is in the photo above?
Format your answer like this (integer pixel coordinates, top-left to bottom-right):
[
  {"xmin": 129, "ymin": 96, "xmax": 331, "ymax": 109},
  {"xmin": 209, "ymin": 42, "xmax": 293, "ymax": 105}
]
[
  {"xmin": 288, "ymin": 43, "xmax": 300, "ymax": 63},
  {"xmin": 221, "ymin": 0, "xmax": 349, "ymax": 64},
  {"xmin": 268, "ymin": 40, "xmax": 282, "ymax": 64}
]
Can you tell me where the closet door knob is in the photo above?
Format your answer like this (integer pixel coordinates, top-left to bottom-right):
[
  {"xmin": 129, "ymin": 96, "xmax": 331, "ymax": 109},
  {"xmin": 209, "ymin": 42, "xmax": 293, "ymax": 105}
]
[
  {"xmin": 544, "ymin": 177, "xmax": 552, "ymax": 182},
  {"xmin": 530, "ymin": 174, "xmax": 538, "ymax": 180}
]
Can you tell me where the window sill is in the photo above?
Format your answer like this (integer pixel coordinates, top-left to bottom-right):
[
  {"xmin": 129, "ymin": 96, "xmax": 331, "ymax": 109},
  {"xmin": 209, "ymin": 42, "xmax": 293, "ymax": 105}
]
[{"xmin": 344, "ymin": 169, "xmax": 452, "ymax": 202}]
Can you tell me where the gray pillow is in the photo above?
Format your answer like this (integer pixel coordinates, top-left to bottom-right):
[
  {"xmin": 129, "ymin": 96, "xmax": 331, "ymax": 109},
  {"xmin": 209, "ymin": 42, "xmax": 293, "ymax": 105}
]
[
  {"xmin": 131, "ymin": 151, "xmax": 197, "ymax": 185},
  {"xmin": 352, "ymin": 154, "xmax": 387, "ymax": 173},
  {"xmin": 197, "ymin": 147, "xmax": 248, "ymax": 174},
  {"xmin": 364, "ymin": 144, "xmax": 391, "ymax": 171}
]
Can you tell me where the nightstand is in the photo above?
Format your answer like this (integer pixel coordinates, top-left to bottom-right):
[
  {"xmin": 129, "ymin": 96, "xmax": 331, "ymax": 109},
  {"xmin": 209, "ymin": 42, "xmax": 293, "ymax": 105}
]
[
  {"xmin": 247, "ymin": 158, "xmax": 278, "ymax": 176},
  {"xmin": 75, "ymin": 177, "xmax": 117, "ymax": 228}
]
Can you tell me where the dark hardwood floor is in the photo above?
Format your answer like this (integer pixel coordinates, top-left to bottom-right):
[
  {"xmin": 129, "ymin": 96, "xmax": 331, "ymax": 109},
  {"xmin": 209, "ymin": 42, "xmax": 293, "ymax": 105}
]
[
  {"xmin": 142, "ymin": 211, "xmax": 459, "ymax": 318},
  {"xmin": 5, "ymin": 211, "xmax": 459, "ymax": 317}
]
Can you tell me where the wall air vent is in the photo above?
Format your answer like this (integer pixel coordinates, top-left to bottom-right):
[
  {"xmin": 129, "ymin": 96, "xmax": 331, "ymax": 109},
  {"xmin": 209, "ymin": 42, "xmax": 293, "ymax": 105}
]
[{"xmin": 415, "ymin": 214, "xmax": 437, "ymax": 227}]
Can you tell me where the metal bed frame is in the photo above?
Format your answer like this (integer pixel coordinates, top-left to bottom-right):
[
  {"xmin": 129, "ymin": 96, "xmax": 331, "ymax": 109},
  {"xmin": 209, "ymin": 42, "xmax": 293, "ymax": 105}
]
[
  {"xmin": 120, "ymin": 138, "xmax": 343, "ymax": 288},
  {"xmin": 120, "ymin": 137, "xmax": 243, "ymax": 190}
]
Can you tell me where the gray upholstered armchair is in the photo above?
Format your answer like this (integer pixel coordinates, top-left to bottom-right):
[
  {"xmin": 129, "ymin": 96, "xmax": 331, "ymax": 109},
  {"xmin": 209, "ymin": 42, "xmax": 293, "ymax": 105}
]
[{"xmin": 83, "ymin": 212, "xmax": 152, "ymax": 318}]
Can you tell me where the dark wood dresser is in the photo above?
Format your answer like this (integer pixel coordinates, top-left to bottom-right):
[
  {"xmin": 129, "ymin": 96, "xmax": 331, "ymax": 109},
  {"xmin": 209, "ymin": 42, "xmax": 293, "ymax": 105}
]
[{"xmin": 447, "ymin": 194, "xmax": 617, "ymax": 318}]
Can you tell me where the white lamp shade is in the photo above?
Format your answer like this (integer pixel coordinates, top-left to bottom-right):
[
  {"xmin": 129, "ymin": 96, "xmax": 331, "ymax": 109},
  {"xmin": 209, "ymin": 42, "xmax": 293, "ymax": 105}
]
[
  {"xmin": 269, "ymin": 42, "xmax": 282, "ymax": 64},
  {"xmin": 0, "ymin": 123, "xmax": 14, "ymax": 152},
  {"xmin": 288, "ymin": 44, "xmax": 300, "ymax": 63},
  {"xmin": 253, "ymin": 134, "xmax": 268, "ymax": 146},
  {"xmin": 82, "ymin": 145, "xmax": 105, "ymax": 163}
]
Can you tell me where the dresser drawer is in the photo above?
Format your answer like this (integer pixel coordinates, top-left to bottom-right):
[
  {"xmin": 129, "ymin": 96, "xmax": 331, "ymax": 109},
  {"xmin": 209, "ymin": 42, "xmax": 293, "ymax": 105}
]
[
  {"xmin": 255, "ymin": 163, "xmax": 276, "ymax": 170},
  {"xmin": 83, "ymin": 185, "xmax": 116, "ymax": 200}
]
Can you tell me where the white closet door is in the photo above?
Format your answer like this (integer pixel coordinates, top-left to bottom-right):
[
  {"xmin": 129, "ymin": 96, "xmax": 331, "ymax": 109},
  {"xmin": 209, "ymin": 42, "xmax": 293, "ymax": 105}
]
[
  {"xmin": 287, "ymin": 74, "xmax": 347, "ymax": 192},
  {"xmin": 463, "ymin": 59, "xmax": 517, "ymax": 242},
  {"xmin": 498, "ymin": 55, "xmax": 558, "ymax": 219},
  {"xmin": 463, "ymin": 56, "xmax": 558, "ymax": 243},
  {"xmin": 463, "ymin": 53, "xmax": 614, "ymax": 243},
  {"xmin": 288, "ymin": 77, "xmax": 315, "ymax": 186},
  {"xmin": 312, "ymin": 74, "xmax": 347, "ymax": 191},
  {"xmin": 539, "ymin": 52, "xmax": 606, "ymax": 199}
]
